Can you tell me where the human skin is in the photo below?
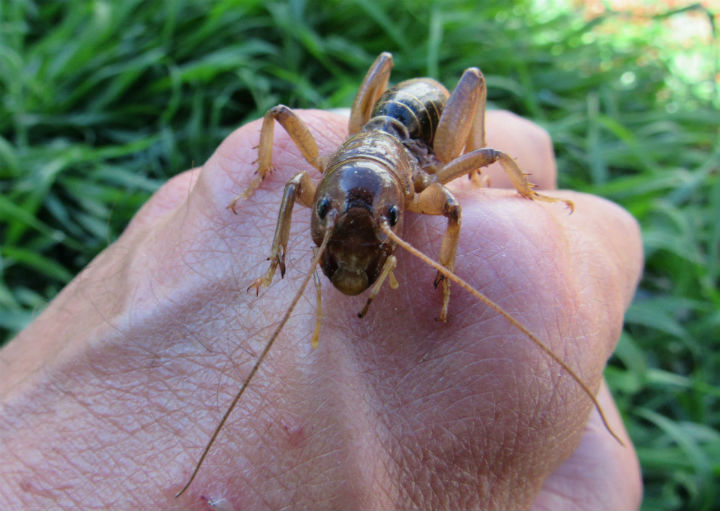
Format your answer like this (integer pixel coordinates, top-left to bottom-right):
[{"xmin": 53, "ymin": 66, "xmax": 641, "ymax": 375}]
[{"xmin": 0, "ymin": 110, "xmax": 643, "ymax": 509}]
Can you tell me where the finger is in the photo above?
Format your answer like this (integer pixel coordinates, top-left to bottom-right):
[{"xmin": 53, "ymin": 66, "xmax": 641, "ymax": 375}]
[
  {"xmin": 125, "ymin": 167, "xmax": 202, "ymax": 235},
  {"xmin": 443, "ymin": 187, "xmax": 643, "ymax": 355},
  {"xmin": 558, "ymin": 191, "xmax": 644, "ymax": 310},
  {"xmin": 532, "ymin": 380, "xmax": 643, "ymax": 510},
  {"xmin": 374, "ymin": 188, "xmax": 642, "ymax": 505}
]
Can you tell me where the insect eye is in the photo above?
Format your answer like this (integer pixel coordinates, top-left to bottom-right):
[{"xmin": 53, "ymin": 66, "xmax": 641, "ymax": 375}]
[
  {"xmin": 387, "ymin": 205, "xmax": 400, "ymax": 226},
  {"xmin": 316, "ymin": 197, "xmax": 331, "ymax": 219}
]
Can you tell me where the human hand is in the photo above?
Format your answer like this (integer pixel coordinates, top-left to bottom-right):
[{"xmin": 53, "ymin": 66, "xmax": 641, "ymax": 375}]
[{"xmin": 0, "ymin": 110, "xmax": 642, "ymax": 509}]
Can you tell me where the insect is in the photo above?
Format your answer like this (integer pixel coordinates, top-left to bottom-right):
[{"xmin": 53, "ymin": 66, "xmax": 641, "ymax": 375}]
[{"xmin": 176, "ymin": 52, "xmax": 622, "ymax": 497}]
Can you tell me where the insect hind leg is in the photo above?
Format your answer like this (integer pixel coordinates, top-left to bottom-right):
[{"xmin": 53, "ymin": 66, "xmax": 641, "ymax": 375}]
[
  {"xmin": 348, "ymin": 52, "xmax": 393, "ymax": 135},
  {"xmin": 432, "ymin": 66, "xmax": 571, "ymax": 202},
  {"xmin": 435, "ymin": 149, "xmax": 574, "ymax": 212},
  {"xmin": 433, "ymin": 67, "xmax": 485, "ymax": 164}
]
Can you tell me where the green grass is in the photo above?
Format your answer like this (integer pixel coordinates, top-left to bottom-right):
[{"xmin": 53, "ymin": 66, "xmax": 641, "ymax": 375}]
[{"xmin": 1, "ymin": 0, "xmax": 718, "ymax": 508}]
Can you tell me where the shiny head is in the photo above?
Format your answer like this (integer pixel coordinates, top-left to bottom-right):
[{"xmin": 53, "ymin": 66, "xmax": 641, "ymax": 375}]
[{"xmin": 311, "ymin": 161, "xmax": 404, "ymax": 296}]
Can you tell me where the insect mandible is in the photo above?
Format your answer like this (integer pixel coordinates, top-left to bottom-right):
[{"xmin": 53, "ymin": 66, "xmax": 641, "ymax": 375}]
[{"xmin": 175, "ymin": 51, "xmax": 622, "ymax": 497}]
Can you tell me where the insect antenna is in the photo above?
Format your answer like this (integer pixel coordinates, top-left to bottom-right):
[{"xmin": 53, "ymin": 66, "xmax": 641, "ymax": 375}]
[
  {"xmin": 379, "ymin": 221, "xmax": 624, "ymax": 446},
  {"xmin": 176, "ymin": 225, "xmax": 335, "ymax": 498}
]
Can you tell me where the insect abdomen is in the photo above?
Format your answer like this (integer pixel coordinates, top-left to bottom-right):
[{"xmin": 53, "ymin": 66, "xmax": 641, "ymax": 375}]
[{"xmin": 369, "ymin": 78, "xmax": 449, "ymax": 147}]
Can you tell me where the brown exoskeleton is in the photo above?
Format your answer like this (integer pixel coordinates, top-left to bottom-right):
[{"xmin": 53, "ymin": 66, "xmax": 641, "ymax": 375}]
[{"xmin": 176, "ymin": 52, "xmax": 621, "ymax": 497}]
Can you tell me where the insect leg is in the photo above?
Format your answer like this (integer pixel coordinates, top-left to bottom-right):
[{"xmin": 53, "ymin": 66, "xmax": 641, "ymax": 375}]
[
  {"xmin": 228, "ymin": 106, "xmax": 323, "ymax": 212},
  {"xmin": 435, "ymin": 149, "xmax": 575, "ymax": 211},
  {"xmin": 463, "ymin": 70, "xmax": 488, "ymax": 156},
  {"xmin": 247, "ymin": 171, "xmax": 317, "ymax": 294},
  {"xmin": 348, "ymin": 52, "xmax": 393, "ymax": 135},
  {"xmin": 462, "ymin": 67, "xmax": 490, "ymax": 187},
  {"xmin": 433, "ymin": 67, "xmax": 571, "ymax": 209},
  {"xmin": 406, "ymin": 183, "xmax": 461, "ymax": 321},
  {"xmin": 433, "ymin": 67, "xmax": 484, "ymax": 164}
]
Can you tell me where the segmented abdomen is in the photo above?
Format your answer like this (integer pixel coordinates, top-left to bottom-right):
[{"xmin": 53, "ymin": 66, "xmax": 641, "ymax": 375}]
[{"xmin": 370, "ymin": 78, "xmax": 449, "ymax": 147}]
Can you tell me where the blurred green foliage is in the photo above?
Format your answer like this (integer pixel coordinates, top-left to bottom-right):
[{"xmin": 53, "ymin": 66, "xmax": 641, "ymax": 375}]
[{"xmin": 1, "ymin": 0, "xmax": 718, "ymax": 508}]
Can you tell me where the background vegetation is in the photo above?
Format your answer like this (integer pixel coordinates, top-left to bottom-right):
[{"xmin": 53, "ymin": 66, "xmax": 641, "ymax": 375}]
[{"xmin": 1, "ymin": 0, "xmax": 717, "ymax": 508}]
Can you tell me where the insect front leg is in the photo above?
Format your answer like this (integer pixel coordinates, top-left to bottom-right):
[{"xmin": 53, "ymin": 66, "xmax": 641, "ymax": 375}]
[
  {"xmin": 247, "ymin": 171, "xmax": 316, "ymax": 294},
  {"xmin": 407, "ymin": 183, "xmax": 461, "ymax": 322},
  {"xmin": 228, "ymin": 106, "xmax": 324, "ymax": 212}
]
